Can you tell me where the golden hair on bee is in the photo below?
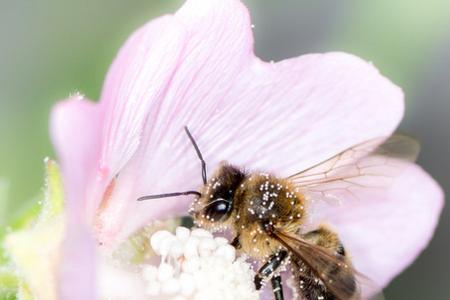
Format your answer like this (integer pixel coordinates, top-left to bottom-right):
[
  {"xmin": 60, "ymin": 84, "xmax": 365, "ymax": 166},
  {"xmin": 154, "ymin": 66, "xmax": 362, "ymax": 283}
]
[{"xmin": 139, "ymin": 126, "xmax": 419, "ymax": 300}]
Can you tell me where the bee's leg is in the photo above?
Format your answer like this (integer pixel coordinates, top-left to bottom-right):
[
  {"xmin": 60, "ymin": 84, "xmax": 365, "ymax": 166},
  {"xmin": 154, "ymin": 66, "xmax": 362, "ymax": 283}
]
[
  {"xmin": 254, "ymin": 250, "xmax": 288, "ymax": 291},
  {"xmin": 271, "ymin": 274, "xmax": 284, "ymax": 300},
  {"xmin": 231, "ymin": 235, "xmax": 241, "ymax": 249}
]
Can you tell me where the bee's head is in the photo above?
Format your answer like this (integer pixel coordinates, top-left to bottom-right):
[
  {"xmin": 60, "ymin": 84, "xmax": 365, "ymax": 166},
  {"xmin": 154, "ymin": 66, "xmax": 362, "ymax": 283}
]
[
  {"xmin": 137, "ymin": 127, "xmax": 245, "ymax": 231},
  {"xmin": 190, "ymin": 163, "xmax": 246, "ymax": 230}
]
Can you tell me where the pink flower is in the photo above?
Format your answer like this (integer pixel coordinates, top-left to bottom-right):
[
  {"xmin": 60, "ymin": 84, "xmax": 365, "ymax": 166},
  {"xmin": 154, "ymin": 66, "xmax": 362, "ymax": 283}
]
[{"xmin": 50, "ymin": 0, "xmax": 443, "ymax": 299}]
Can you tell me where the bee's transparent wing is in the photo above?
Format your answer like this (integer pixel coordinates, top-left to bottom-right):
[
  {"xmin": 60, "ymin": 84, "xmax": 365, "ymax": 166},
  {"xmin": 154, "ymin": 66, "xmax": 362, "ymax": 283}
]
[{"xmin": 288, "ymin": 135, "xmax": 420, "ymax": 204}]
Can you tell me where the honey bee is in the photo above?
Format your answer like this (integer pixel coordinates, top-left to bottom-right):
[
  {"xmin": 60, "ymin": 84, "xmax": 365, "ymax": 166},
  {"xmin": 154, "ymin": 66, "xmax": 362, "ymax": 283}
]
[{"xmin": 138, "ymin": 126, "xmax": 419, "ymax": 300}]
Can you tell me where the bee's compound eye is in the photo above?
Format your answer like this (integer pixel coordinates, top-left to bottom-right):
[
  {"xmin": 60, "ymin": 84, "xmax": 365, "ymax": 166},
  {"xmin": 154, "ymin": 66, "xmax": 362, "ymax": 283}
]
[{"xmin": 205, "ymin": 198, "xmax": 231, "ymax": 222}]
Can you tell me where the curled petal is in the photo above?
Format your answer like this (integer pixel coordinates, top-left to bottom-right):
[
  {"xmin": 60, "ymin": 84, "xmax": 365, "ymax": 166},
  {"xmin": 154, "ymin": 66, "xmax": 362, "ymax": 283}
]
[
  {"xmin": 58, "ymin": 224, "xmax": 97, "ymax": 300},
  {"xmin": 50, "ymin": 96, "xmax": 102, "ymax": 222},
  {"xmin": 96, "ymin": 0, "xmax": 256, "ymax": 242},
  {"xmin": 99, "ymin": 15, "xmax": 187, "ymax": 183},
  {"xmin": 50, "ymin": 99, "xmax": 99, "ymax": 299}
]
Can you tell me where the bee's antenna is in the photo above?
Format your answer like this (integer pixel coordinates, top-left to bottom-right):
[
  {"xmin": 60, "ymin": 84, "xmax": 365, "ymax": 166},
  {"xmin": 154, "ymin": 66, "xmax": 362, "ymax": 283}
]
[
  {"xmin": 137, "ymin": 126, "xmax": 207, "ymax": 202},
  {"xmin": 184, "ymin": 126, "xmax": 207, "ymax": 184},
  {"xmin": 137, "ymin": 190, "xmax": 201, "ymax": 201}
]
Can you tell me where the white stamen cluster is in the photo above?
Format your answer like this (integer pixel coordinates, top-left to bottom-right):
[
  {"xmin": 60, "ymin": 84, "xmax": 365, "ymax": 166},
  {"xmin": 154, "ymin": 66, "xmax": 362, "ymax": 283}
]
[{"xmin": 142, "ymin": 227, "xmax": 259, "ymax": 300}]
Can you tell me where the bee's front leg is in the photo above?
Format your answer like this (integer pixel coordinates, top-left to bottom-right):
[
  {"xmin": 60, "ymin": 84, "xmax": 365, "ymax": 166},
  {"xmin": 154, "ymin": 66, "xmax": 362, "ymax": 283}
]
[{"xmin": 254, "ymin": 250, "xmax": 288, "ymax": 300}]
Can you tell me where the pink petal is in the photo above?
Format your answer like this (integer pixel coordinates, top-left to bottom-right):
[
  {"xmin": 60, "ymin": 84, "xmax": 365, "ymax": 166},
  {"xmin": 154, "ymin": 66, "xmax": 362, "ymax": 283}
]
[
  {"xmin": 58, "ymin": 223, "xmax": 97, "ymax": 300},
  {"xmin": 95, "ymin": 0, "xmax": 256, "ymax": 242},
  {"xmin": 95, "ymin": 0, "xmax": 403, "ymax": 243},
  {"xmin": 98, "ymin": 15, "xmax": 187, "ymax": 183},
  {"xmin": 98, "ymin": 257, "xmax": 147, "ymax": 300},
  {"xmin": 50, "ymin": 96, "xmax": 102, "ymax": 222},
  {"xmin": 89, "ymin": 15, "xmax": 188, "ymax": 229},
  {"xmin": 316, "ymin": 164, "xmax": 444, "ymax": 297},
  {"xmin": 50, "ymin": 98, "xmax": 99, "ymax": 299}
]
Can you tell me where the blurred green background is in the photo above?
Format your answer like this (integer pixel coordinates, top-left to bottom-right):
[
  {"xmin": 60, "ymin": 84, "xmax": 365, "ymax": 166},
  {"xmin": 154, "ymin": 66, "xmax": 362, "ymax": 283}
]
[{"xmin": 0, "ymin": 0, "xmax": 449, "ymax": 299}]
